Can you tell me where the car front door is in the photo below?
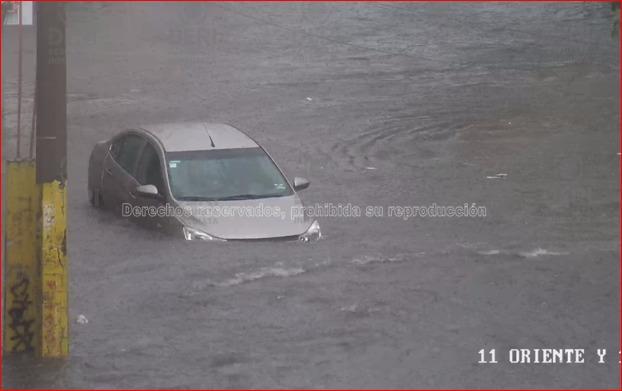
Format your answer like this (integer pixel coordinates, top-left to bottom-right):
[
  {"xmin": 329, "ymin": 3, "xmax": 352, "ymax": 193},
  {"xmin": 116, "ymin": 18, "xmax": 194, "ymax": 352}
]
[
  {"xmin": 133, "ymin": 140, "xmax": 170, "ymax": 230},
  {"xmin": 101, "ymin": 133, "xmax": 145, "ymax": 214}
]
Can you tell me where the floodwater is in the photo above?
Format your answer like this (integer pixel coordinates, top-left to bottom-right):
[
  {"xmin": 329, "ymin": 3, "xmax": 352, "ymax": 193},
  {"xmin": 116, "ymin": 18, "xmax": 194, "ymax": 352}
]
[{"xmin": 2, "ymin": 2, "xmax": 620, "ymax": 388}]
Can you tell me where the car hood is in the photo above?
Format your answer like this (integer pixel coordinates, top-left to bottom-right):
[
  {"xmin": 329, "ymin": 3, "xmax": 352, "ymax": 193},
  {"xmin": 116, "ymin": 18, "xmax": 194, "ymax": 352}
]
[{"xmin": 176, "ymin": 195, "xmax": 311, "ymax": 240}]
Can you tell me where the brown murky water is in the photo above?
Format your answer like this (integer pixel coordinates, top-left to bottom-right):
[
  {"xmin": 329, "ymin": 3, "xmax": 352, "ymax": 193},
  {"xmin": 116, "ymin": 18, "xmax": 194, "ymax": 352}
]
[{"xmin": 2, "ymin": 2, "xmax": 619, "ymax": 388}]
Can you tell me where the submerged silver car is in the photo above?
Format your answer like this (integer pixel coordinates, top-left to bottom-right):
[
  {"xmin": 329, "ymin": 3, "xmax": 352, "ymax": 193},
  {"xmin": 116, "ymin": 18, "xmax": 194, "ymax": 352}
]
[{"xmin": 88, "ymin": 122, "xmax": 321, "ymax": 241}]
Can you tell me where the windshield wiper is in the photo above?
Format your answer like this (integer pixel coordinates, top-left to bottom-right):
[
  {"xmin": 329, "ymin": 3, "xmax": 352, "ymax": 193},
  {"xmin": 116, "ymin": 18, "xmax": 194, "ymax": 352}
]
[
  {"xmin": 176, "ymin": 196, "xmax": 219, "ymax": 201},
  {"xmin": 216, "ymin": 193, "xmax": 286, "ymax": 201}
]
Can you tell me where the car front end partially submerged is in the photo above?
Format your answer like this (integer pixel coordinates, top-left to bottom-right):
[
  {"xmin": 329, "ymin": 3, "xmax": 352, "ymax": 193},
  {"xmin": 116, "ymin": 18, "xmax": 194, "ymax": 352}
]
[{"xmin": 175, "ymin": 193, "xmax": 320, "ymax": 242}]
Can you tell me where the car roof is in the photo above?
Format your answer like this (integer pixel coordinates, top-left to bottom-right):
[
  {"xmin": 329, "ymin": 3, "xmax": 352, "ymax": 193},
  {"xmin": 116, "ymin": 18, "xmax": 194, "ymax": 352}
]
[{"xmin": 139, "ymin": 122, "xmax": 259, "ymax": 152}]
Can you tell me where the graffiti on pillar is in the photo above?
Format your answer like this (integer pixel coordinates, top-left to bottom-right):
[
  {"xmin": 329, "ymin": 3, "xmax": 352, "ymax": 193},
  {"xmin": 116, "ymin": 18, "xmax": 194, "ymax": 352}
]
[{"xmin": 8, "ymin": 272, "xmax": 35, "ymax": 352}]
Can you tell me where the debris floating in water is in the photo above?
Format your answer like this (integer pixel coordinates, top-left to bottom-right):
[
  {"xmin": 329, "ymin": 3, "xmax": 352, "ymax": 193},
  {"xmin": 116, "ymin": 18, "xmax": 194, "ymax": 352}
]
[
  {"xmin": 306, "ymin": 97, "xmax": 313, "ymax": 101},
  {"xmin": 76, "ymin": 314, "xmax": 89, "ymax": 325},
  {"xmin": 486, "ymin": 173, "xmax": 508, "ymax": 179},
  {"xmin": 365, "ymin": 166, "xmax": 377, "ymax": 170},
  {"xmin": 340, "ymin": 304, "xmax": 359, "ymax": 312}
]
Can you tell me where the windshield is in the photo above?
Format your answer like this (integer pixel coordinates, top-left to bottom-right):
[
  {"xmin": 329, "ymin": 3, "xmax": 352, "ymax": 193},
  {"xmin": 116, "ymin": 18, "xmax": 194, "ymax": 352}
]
[{"xmin": 166, "ymin": 148, "xmax": 293, "ymax": 201}]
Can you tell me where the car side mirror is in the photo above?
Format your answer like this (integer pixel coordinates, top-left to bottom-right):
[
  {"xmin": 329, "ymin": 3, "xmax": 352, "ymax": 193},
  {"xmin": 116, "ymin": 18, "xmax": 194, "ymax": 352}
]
[
  {"xmin": 136, "ymin": 184, "xmax": 160, "ymax": 199},
  {"xmin": 293, "ymin": 177, "xmax": 310, "ymax": 191}
]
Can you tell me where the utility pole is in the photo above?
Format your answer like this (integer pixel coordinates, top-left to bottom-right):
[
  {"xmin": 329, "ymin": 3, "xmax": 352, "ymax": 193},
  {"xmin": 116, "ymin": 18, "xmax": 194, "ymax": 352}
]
[
  {"xmin": 35, "ymin": 2, "xmax": 68, "ymax": 358},
  {"xmin": 3, "ymin": 1, "xmax": 67, "ymax": 359}
]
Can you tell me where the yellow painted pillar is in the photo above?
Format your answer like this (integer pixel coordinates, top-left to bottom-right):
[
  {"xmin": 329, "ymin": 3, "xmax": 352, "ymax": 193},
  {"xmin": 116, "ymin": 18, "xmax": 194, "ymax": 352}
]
[
  {"xmin": 4, "ymin": 168, "xmax": 69, "ymax": 357},
  {"xmin": 4, "ymin": 161, "xmax": 41, "ymax": 354},
  {"xmin": 40, "ymin": 180, "xmax": 68, "ymax": 358}
]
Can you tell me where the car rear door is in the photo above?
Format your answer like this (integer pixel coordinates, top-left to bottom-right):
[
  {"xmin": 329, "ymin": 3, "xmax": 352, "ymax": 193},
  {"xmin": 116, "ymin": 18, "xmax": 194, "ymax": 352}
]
[{"xmin": 101, "ymin": 133, "xmax": 146, "ymax": 213}]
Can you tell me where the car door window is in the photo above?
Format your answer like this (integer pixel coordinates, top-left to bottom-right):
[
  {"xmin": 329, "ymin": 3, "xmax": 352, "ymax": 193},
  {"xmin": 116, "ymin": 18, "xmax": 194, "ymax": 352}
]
[
  {"xmin": 112, "ymin": 134, "xmax": 144, "ymax": 176},
  {"xmin": 136, "ymin": 143, "xmax": 165, "ymax": 194},
  {"xmin": 110, "ymin": 139, "xmax": 122, "ymax": 160}
]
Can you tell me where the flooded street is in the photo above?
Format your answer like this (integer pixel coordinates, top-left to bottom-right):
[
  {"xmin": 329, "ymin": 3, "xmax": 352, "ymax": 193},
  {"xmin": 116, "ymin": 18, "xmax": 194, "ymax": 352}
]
[{"xmin": 2, "ymin": 2, "xmax": 620, "ymax": 388}]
